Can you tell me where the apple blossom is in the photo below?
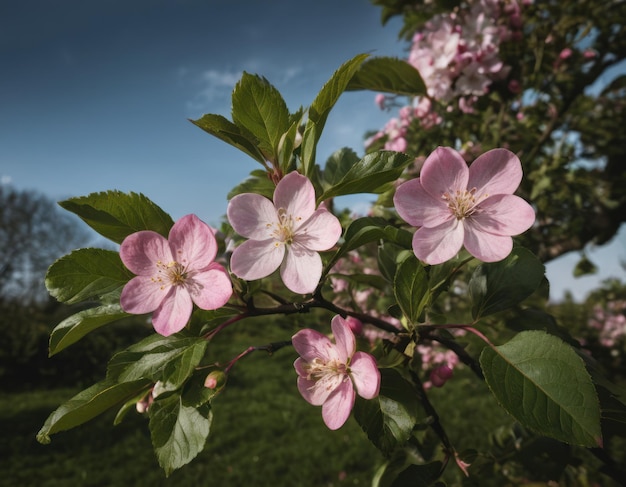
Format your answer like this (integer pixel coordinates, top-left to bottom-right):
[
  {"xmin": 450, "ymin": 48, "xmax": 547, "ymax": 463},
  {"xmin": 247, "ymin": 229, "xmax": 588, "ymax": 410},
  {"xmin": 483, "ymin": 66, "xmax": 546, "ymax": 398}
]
[
  {"xmin": 394, "ymin": 146, "xmax": 535, "ymax": 264},
  {"xmin": 119, "ymin": 214, "xmax": 233, "ymax": 336},
  {"xmin": 292, "ymin": 315, "xmax": 381, "ymax": 430},
  {"xmin": 227, "ymin": 171, "xmax": 342, "ymax": 294}
]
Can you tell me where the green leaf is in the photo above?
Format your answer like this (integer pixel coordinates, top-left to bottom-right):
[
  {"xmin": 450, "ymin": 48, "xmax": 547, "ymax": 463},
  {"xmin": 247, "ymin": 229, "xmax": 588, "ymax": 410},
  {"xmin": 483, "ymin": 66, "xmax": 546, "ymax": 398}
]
[
  {"xmin": 373, "ymin": 457, "xmax": 443, "ymax": 487},
  {"xmin": 317, "ymin": 151, "xmax": 414, "ymax": 202},
  {"xmin": 277, "ymin": 109, "xmax": 304, "ymax": 174},
  {"xmin": 227, "ymin": 169, "xmax": 276, "ymax": 200},
  {"xmin": 190, "ymin": 113, "xmax": 266, "ymax": 165},
  {"xmin": 45, "ymin": 248, "xmax": 133, "ymax": 305},
  {"xmin": 36, "ymin": 378, "xmax": 151, "ymax": 443},
  {"xmin": 324, "ymin": 217, "xmax": 388, "ymax": 272},
  {"xmin": 378, "ymin": 241, "xmax": 413, "ymax": 283},
  {"xmin": 109, "ymin": 335, "xmax": 207, "ymax": 390},
  {"xmin": 573, "ymin": 254, "xmax": 598, "ymax": 277},
  {"xmin": 231, "ymin": 72, "xmax": 291, "ymax": 162},
  {"xmin": 480, "ymin": 330, "xmax": 602, "ymax": 447},
  {"xmin": 346, "ymin": 56, "xmax": 426, "ymax": 96},
  {"xmin": 59, "ymin": 191, "xmax": 174, "ymax": 244},
  {"xmin": 394, "ymin": 254, "xmax": 429, "ymax": 325},
  {"xmin": 149, "ymin": 394, "xmax": 212, "ymax": 476},
  {"xmin": 321, "ymin": 147, "xmax": 361, "ymax": 188},
  {"xmin": 353, "ymin": 368, "xmax": 421, "ymax": 456},
  {"xmin": 300, "ymin": 53, "xmax": 369, "ymax": 176},
  {"xmin": 49, "ymin": 303, "xmax": 130, "ymax": 355},
  {"xmin": 469, "ymin": 247, "xmax": 545, "ymax": 319}
]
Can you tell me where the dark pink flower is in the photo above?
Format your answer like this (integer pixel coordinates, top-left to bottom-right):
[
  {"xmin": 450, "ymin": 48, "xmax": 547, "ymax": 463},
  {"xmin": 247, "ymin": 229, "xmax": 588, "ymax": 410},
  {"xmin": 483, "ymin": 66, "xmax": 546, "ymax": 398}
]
[
  {"xmin": 120, "ymin": 214, "xmax": 232, "ymax": 336},
  {"xmin": 293, "ymin": 316, "xmax": 380, "ymax": 430}
]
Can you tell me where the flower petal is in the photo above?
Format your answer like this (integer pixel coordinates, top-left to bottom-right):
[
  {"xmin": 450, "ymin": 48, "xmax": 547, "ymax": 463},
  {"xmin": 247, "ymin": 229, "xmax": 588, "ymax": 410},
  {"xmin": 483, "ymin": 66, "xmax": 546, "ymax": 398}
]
[
  {"xmin": 467, "ymin": 148, "xmax": 522, "ymax": 196},
  {"xmin": 280, "ymin": 244, "xmax": 322, "ymax": 294},
  {"xmin": 292, "ymin": 328, "xmax": 339, "ymax": 363},
  {"xmin": 412, "ymin": 219, "xmax": 465, "ymax": 265},
  {"xmin": 473, "ymin": 194, "xmax": 535, "ymax": 236},
  {"xmin": 419, "ymin": 147, "xmax": 469, "ymax": 200},
  {"xmin": 463, "ymin": 221, "xmax": 513, "ymax": 262},
  {"xmin": 187, "ymin": 262, "xmax": 232, "ymax": 310},
  {"xmin": 321, "ymin": 379, "xmax": 355, "ymax": 430},
  {"xmin": 151, "ymin": 286, "xmax": 193, "ymax": 336},
  {"xmin": 168, "ymin": 214, "xmax": 218, "ymax": 270},
  {"xmin": 230, "ymin": 239, "xmax": 284, "ymax": 281},
  {"xmin": 294, "ymin": 209, "xmax": 342, "ymax": 251},
  {"xmin": 274, "ymin": 172, "xmax": 316, "ymax": 222},
  {"xmin": 227, "ymin": 193, "xmax": 279, "ymax": 240},
  {"xmin": 120, "ymin": 276, "xmax": 167, "ymax": 314},
  {"xmin": 394, "ymin": 178, "xmax": 453, "ymax": 228},
  {"xmin": 350, "ymin": 352, "xmax": 381, "ymax": 400},
  {"xmin": 331, "ymin": 315, "xmax": 355, "ymax": 364},
  {"xmin": 297, "ymin": 373, "xmax": 343, "ymax": 407},
  {"xmin": 120, "ymin": 231, "xmax": 172, "ymax": 276}
]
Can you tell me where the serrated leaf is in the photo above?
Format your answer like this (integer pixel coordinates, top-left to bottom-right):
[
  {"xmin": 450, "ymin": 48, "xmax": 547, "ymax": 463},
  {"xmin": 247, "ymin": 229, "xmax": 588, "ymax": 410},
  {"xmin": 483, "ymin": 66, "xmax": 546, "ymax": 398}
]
[
  {"xmin": 49, "ymin": 303, "xmax": 131, "ymax": 355},
  {"xmin": 149, "ymin": 394, "xmax": 212, "ymax": 476},
  {"xmin": 322, "ymin": 147, "xmax": 361, "ymax": 188},
  {"xmin": 36, "ymin": 378, "xmax": 151, "ymax": 443},
  {"xmin": 318, "ymin": 151, "xmax": 414, "ymax": 202},
  {"xmin": 480, "ymin": 331, "xmax": 602, "ymax": 447},
  {"xmin": 353, "ymin": 368, "xmax": 421, "ymax": 456},
  {"xmin": 300, "ymin": 53, "xmax": 369, "ymax": 176},
  {"xmin": 346, "ymin": 56, "xmax": 426, "ymax": 96},
  {"xmin": 394, "ymin": 255, "xmax": 429, "ymax": 324},
  {"xmin": 469, "ymin": 247, "xmax": 545, "ymax": 319},
  {"xmin": 45, "ymin": 248, "xmax": 133, "ymax": 305},
  {"xmin": 108, "ymin": 336, "xmax": 207, "ymax": 390},
  {"xmin": 59, "ymin": 191, "xmax": 174, "ymax": 244},
  {"xmin": 231, "ymin": 72, "xmax": 291, "ymax": 163},
  {"xmin": 190, "ymin": 113, "xmax": 266, "ymax": 164}
]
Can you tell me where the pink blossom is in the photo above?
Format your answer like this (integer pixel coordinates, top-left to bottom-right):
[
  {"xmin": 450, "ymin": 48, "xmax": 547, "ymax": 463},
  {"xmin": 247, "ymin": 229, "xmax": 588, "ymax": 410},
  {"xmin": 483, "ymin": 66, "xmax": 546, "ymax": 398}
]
[
  {"xmin": 393, "ymin": 147, "xmax": 535, "ymax": 264},
  {"xmin": 120, "ymin": 214, "xmax": 233, "ymax": 336},
  {"xmin": 227, "ymin": 172, "xmax": 342, "ymax": 294},
  {"xmin": 293, "ymin": 315, "xmax": 381, "ymax": 430}
]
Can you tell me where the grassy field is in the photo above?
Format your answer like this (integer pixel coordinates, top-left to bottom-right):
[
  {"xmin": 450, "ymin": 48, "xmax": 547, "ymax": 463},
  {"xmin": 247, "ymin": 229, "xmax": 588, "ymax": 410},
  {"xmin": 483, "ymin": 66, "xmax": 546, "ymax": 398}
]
[{"xmin": 0, "ymin": 315, "xmax": 382, "ymax": 487}]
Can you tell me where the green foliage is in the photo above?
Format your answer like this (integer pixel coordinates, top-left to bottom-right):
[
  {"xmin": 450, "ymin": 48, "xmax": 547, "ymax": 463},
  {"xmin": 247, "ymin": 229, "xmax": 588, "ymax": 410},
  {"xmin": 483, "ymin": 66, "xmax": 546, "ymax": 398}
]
[
  {"xmin": 393, "ymin": 254, "xmax": 429, "ymax": 325},
  {"xmin": 480, "ymin": 331, "xmax": 602, "ymax": 447},
  {"xmin": 49, "ymin": 303, "xmax": 130, "ymax": 355},
  {"xmin": 346, "ymin": 56, "xmax": 426, "ymax": 96},
  {"xmin": 353, "ymin": 368, "xmax": 422, "ymax": 456},
  {"xmin": 469, "ymin": 248, "xmax": 545, "ymax": 319},
  {"xmin": 60, "ymin": 191, "xmax": 174, "ymax": 244}
]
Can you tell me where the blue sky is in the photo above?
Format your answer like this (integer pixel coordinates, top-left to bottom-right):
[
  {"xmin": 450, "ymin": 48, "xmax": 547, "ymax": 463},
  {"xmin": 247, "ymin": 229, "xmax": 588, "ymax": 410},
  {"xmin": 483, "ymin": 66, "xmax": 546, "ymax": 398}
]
[{"xmin": 1, "ymin": 0, "xmax": 624, "ymax": 301}]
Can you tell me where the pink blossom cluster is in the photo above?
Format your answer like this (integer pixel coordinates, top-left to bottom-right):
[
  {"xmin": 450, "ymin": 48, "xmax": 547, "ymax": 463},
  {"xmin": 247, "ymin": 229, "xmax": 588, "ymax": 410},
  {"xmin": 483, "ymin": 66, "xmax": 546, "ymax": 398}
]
[
  {"xmin": 368, "ymin": 0, "xmax": 525, "ymax": 152},
  {"xmin": 588, "ymin": 300, "xmax": 626, "ymax": 348},
  {"xmin": 407, "ymin": 0, "xmax": 520, "ymax": 102}
]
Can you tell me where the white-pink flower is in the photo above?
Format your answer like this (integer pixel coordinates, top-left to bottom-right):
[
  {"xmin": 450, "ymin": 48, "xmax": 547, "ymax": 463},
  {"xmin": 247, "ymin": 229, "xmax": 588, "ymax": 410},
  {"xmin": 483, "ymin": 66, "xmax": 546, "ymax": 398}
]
[
  {"xmin": 227, "ymin": 171, "xmax": 342, "ymax": 294},
  {"xmin": 119, "ymin": 214, "xmax": 233, "ymax": 336},
  {"xmin": 292, "ymin": 315, "xmax": 381, "ymax": 430},
  {"xmin": 394, "ymin": 146, "xmax": 535, "ymax": 264}
]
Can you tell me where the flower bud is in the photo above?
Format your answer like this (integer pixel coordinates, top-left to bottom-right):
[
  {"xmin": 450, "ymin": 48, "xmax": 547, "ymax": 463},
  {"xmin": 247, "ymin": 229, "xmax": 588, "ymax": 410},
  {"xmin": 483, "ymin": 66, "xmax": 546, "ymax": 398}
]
[
  {"xmin": 204, "ymin": 370, "xmax": 226, "ymax": 390},
  {"xmin": 429, "ymin": 365, "xmax": 454, "ymax": 387}
]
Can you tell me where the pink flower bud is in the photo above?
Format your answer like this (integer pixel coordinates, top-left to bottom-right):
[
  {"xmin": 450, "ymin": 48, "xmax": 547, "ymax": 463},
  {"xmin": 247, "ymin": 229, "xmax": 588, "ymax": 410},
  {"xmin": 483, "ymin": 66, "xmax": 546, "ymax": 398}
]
[
  {"xmin": 204, "ymin": 370, "xmax": 226, "ymax": 390},
  {"xmin": 344, "ymin": 316, "xmax": 363, "ymax": 336},
  {"xmin": 429, "ymin": 365, "xmax": 454, "ymax": 387}
]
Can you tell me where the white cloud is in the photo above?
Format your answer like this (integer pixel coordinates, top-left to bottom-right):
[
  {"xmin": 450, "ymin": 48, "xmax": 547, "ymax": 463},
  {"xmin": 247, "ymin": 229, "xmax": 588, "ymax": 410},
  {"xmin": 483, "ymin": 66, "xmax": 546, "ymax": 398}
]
[
  {"xmin": 1, "ymin": 175, "xmax": 12, "ymax": 185},
  {"xmin": 182, "ymin": 62, "xmax": 305, "ymax": 115}
]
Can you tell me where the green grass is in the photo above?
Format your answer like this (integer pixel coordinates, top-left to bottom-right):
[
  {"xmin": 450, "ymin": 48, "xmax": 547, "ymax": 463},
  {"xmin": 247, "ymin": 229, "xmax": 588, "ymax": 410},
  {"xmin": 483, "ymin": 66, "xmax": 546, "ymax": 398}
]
[{"xmin": 0, "ymin": 315, "xmax": 382, "ymax": 487}]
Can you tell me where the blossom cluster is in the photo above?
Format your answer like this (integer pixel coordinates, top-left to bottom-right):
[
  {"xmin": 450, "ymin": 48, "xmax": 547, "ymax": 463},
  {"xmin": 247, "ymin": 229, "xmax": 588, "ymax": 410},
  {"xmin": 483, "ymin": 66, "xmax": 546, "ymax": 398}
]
[
  {"xmin": 588, "ymin": 300, "xmax": 626, "ymax": 348},
  {"xmin": 368, "ymin": 0, "xmax": 525, "ymax": 152},
  {"xmin": 117, "ymin": 145, "xmax": 534, "ymax": 430}
]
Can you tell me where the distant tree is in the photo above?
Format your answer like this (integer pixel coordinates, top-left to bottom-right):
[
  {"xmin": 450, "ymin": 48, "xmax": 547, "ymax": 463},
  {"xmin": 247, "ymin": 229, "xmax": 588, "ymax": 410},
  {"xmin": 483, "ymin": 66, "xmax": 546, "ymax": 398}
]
[
  {"xmin": 368, "ymin": 0, "xmax": 626, "ymax": 264},
  {"xmin": 0, "ymin": 184, "xmax": 91, "ymax": 303}
]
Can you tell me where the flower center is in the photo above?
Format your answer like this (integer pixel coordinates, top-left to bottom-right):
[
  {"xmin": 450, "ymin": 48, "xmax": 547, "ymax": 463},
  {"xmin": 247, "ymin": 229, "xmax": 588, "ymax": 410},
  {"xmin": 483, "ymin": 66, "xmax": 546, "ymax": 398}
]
[
  {"xmin": 304, "ymin": 357, "xmax": 348, "ymax": 382},
  {"xmin": 152, "ymin": 260, "xmax": 188, "ymax": 289},
  {"xmin": 267, "ymin": 208, "xmax": 303, "ymax": 246},
  {"xmin": 442, "ymin": 187, "xmax": 487, "ymax": 220}
]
